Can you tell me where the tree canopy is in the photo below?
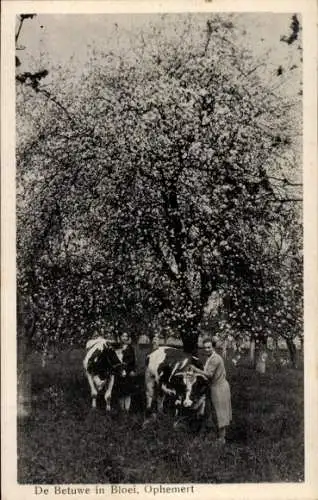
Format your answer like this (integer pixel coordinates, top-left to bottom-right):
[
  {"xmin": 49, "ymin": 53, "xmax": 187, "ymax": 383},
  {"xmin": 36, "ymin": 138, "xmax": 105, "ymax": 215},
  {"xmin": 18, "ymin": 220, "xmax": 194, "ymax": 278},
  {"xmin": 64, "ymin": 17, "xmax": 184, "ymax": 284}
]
[{"xmin": 16, "ymin": 14, "xmax": 302, "ymax": 353}]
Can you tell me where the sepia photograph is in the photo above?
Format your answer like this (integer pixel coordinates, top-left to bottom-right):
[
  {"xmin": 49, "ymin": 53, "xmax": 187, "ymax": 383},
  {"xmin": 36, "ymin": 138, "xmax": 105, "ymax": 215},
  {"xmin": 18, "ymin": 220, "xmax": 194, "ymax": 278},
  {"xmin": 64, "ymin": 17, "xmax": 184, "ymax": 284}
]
[{"xmin": 2, "ymin": 1, "xmax": 317, "ymax": 498}]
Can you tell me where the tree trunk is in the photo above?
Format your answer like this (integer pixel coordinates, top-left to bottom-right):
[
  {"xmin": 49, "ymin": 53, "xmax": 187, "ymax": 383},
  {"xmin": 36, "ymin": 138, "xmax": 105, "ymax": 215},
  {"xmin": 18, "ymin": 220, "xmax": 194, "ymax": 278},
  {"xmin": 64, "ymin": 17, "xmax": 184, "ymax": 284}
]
[
  {"xmin": 249, "ymin": 338, "xmax": 256, "ymax": 366},
  {"xmin": 255, "ymin": 350, "xmax": 267, "ymax": 373},
  {"xmin": 17, "ymin": 295, "xmax": 33, "ymax": 418},
  {"xmin": 181, "ymin": 332, "xmax": 199, "ymax": 354},
  {"xmin": 286, "ymin": 338, "xmax": 297, "ymax": 368},
  {"xmin": 248, "ymin": 330, "xmax": 268, "ymax": 371},
  {"xmin": 17, "ymin": 362, "xmax": 31, "ymax": 417},
  {"xmin": 255, "ymin": 338, "xmax": 268, "ymax": 373},
  {"xmin": 179, "ymin": 304, "xmax": 201, "ymax": 354},
  {"xmin": 17, "ymin": 335, "xmax": 32, "ymax": 418},
  {"xmin": 222, "ymin": 339, "xmax": 228, "ymax": 360}
]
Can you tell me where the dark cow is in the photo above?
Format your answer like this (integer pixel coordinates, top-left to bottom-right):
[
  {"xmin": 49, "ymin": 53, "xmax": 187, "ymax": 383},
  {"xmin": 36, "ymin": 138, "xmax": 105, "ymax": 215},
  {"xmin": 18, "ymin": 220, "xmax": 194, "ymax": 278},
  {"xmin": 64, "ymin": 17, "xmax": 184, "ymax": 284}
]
[
  {"xmin": 83, "ymin": 337, "xmax": 127, "ymax": 410},
  {"xmin": 145, "ymin": 347, "xmax": 208, "ymax": 420}
]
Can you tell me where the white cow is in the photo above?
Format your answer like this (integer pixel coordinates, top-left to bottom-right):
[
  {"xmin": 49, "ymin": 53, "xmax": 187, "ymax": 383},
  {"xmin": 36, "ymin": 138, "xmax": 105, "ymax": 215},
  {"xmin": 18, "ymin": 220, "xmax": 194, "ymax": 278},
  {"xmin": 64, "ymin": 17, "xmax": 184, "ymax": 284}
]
[
  {"xmin": 83, "ymin": 337, "xmax": 126, "ymax": 410},
  {"xmin": 145, "ymin": 346, "xmax": 208, "ymax": 419}
]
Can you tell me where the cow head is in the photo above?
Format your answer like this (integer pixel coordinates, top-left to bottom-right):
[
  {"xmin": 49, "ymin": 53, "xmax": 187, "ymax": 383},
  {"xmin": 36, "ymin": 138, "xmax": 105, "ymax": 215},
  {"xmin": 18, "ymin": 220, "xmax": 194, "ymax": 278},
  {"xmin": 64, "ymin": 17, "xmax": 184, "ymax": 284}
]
[{"xmin": 169, "ymin": 365, "xmax": 208, "ymax": 410}]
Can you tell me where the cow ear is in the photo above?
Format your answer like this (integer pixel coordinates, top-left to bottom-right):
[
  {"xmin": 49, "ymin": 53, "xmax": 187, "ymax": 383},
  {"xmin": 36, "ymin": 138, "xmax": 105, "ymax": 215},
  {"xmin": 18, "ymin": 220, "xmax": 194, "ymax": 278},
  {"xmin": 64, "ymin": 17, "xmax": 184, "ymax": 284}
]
[{"xmin": 196, "ymin": 373, "xmax": 208, "ymax": 382}]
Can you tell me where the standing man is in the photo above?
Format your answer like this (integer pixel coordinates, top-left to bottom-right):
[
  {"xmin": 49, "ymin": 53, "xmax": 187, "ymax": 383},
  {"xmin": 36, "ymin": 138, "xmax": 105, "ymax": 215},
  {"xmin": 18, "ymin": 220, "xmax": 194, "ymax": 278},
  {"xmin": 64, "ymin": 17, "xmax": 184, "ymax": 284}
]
[
  {"xmin": 198, "ymin": 337, "xmax": 232, "ymax": 443},
  {"xmin": 115, "ymin": 332, "xmax": 136, "ymax": 412}
]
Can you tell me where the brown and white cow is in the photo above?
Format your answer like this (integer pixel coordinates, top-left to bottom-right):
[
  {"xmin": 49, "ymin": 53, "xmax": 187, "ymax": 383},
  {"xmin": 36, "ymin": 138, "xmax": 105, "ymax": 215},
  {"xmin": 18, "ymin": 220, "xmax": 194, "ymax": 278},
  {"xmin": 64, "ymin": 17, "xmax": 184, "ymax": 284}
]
[
  {"xmin": 83, "ymin": 337, "xmax": 127, "ymax": 410},
  {"xmin": 145, "ymin": 346, "xmax": 208, "ymax": 420}
]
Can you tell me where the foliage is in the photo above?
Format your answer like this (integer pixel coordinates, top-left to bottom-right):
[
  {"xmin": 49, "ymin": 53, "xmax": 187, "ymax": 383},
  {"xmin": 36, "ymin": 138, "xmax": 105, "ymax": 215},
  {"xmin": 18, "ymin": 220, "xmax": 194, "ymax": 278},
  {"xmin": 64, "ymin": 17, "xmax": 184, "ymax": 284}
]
[{"xmin": 16, "ymin": 14, "xmax": 302, "ymax": 352}]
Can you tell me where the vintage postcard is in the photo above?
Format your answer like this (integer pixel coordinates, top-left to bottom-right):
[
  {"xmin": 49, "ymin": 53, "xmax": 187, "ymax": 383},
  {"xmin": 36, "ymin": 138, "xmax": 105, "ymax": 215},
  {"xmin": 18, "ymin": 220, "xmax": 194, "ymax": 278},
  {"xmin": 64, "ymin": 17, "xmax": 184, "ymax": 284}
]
[{"xmin": 1, "ymin": 1, "xmax": 317, "ymax": 499}]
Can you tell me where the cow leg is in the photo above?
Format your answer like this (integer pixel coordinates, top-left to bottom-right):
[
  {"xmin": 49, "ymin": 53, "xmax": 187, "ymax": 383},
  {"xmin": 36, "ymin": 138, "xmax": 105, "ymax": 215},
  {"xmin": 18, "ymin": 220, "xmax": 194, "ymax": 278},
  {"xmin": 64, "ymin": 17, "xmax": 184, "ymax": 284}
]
[
  {"xmin": 157, "ymin": 394, "xmax": 165, "ymax": 413},
  {"xmin": 86, "ymin": 373, "xmax": 98, "ymax": 409},
  {"xmin": 104, "ymin": 374, "xmax": 114, "ymax": 412},
  {"xmin": 174, "ymin": 398, "xmax": 182, "ymax": 416},
  {"xmin": 197, "ymin": 397, "xmax": 206, "ymax": 417},
  {"xmin": 173, "ymin": 402, "xmax": 183, "ymax": 430},
  {"xmin": 143, "ymin": 377, "xmax": 157, "ymax": 426},
  {"xmin": 159, "ymin": 383, "xmax": 177, "ymax": 413},
  {"xmin": 145, "ymin": 370, "xmax": 156, "ymax": 415}
]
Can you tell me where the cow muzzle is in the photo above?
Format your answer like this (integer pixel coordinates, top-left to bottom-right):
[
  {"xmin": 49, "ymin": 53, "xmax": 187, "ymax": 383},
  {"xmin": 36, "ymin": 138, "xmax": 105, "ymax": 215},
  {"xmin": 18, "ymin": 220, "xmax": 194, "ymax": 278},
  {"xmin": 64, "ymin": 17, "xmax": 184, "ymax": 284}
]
[{"xmin": 183, "ymin": 398, "xmax": 193, "ymax": 408}]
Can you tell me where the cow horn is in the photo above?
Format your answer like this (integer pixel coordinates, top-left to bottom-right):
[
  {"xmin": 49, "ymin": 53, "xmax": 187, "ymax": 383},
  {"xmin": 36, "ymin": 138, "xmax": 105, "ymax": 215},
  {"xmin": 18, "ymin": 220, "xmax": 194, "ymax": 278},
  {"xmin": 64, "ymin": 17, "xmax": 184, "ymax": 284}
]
[
  {"xmin": 171, "ymin": 372, "xmax": 185, "ymax": 378},
  {"xmin": 195, "ymin": 373, "xmax": 208, "ymax": 381}
]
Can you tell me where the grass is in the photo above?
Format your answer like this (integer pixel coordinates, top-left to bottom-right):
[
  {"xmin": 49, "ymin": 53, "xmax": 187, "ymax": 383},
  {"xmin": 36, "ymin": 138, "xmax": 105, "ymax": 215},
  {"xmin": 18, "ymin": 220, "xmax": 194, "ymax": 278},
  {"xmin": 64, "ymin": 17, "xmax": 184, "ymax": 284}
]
[{"xmin": 17, "ymin": 348, "xmax": 304, "ymax": 484}]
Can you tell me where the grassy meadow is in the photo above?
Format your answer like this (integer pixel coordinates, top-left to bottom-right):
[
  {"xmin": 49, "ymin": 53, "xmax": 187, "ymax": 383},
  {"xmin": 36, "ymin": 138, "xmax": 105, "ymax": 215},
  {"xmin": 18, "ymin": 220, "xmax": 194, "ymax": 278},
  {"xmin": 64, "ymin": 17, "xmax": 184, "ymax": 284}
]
[{"xmin": 18, "ymin": 346, "xmax": 304, "ymax": 484}]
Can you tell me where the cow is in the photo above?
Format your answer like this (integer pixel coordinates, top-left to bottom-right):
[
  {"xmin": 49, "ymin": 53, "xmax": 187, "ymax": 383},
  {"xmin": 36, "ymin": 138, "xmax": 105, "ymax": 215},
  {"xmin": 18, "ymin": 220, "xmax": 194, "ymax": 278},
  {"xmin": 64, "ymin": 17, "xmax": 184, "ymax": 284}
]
[
  {"xmin": 144, "ymin": 346, "xmax": 208, "ymax": 422},
  {"xmin": 83, "ymin": 337, "xmax": 127, "ymax": 411}
]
